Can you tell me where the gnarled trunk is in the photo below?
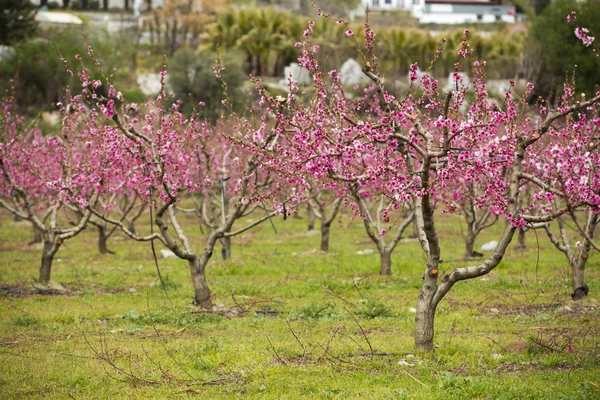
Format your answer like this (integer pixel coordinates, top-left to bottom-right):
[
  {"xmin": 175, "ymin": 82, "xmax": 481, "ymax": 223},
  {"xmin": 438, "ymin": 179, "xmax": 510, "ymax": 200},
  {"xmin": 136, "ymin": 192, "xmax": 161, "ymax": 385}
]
[
  {"xmin": 29, "ymin": 224, "xmax": 42, "ymax": 245},
  {"xmin": 190, "ymin": 232, "xmax": 219, "ymax": 309},
  {"xmin": 516, "ymin": 227, "xmax": 526, "ymax": 249},
  {"xmin": 221, "ymin": 236, "xmax": 231, "ymax": 260},
  {"xmin": 379, "ymin": 249, "xmax": 392, "ymax": 276},
  {"xmin": 39, "ymin": 240, "xmax": 60, "ymax": 283},
  {"xmin": 320, "ymin": 222, "xmax": 331, "ymax": 252},
  {"xmin": 190, "ymin": 257, "xmax": 212, "ymax": 308},
  {"xmin": 571, "ymin": 256, "xmax": 587, "ymax": 300},
  {"xmin": 463, "ymin": 230, "xmax": 476, "ymax": 258},
  {"xmin": 308, "ymin": 206, "xmax": 316, "ymax": 231},
  {"xmin": 97, "ymin": 225, "xmax": 111, "ymax": 255},
  {"xmin": 414, "ymin": 292, "xmax": 437, "ymax": 351}
]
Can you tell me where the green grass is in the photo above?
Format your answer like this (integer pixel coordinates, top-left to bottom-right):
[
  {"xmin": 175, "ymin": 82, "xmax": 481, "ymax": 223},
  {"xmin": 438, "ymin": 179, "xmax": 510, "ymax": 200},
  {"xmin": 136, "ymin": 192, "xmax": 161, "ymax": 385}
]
[{"xmin": 0, "ymin": 209, "xmax": 599, "ymax": 399}]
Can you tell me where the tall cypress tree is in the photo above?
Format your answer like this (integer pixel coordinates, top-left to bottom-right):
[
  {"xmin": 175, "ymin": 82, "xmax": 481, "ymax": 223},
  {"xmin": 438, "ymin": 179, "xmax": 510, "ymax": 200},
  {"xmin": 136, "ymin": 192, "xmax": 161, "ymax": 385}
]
[{"xmin": 0, "ymin": 0, "xmax": 38, "ymax": 45}]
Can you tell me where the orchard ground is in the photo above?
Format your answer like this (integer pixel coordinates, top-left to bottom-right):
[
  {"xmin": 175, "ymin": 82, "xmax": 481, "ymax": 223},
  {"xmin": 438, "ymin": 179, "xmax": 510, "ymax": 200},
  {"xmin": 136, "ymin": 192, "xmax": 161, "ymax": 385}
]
[{"xmin": 0, "ymin": 208, "xmax": 599, "ymax": 399}]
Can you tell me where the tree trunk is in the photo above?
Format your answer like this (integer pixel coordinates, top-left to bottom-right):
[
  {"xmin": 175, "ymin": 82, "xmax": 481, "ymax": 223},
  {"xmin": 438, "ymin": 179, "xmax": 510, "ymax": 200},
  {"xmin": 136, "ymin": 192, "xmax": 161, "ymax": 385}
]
[
  {"xmin": 320, "ymin": 222, "xmax": 331, "ymax": 252},
  {"xmin": 190, "ymin": 233, "xmax": 219, "ymax": 309},
  {"xmin": 221, "ymin": 236, "xmax": 231, "ymax": 260},
  {"xmin": 308, "ymin": 206, "xmax": 316, "ymax": 231},
  {"xmin": 379, "ymin": 249, "xmax": 392, "ymax": 276},
  {"xmin": 29, "ymin": 224, "xmax": 42, "ymax": 245},
  {"xmin": 516, "ymin": 227, "xmax": 526, "ymax": 249},
  {"xmin": 415, "ymin": 285, "xmax": 437, "ymax": 351},
  {"xmin": 190, "ymin": 256, "xmax": 212, "ymax": 308},
  {"xmin": 571, "ymin": 257, "xmax": 587, "ymax": 299},
  {"xmin": 463, "ymin": 230, "xmax": 482, "ymax": 258},
  {"xmin": 97, "ymin": 225, "xmax": 111, "ymax": 255},
  {"xmin": 414, "ymin": 294, "xmax": 436, "ymax": 351},
  {"xmin": 39, "ymin": 240, "xmax": 59, "ymax": 283},
  {"xmin": 571, "ymin": 238, "xmax": 592, "ymax": 300}
]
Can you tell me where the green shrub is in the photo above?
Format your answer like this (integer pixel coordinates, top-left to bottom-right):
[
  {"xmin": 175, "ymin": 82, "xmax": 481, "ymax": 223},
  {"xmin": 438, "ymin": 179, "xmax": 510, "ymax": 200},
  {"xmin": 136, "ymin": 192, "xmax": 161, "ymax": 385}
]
[
  {"xmin": 355, "ymin": 298, "xmax": 394, "ymax": 319},
  {"xmin": 289, "ymin": 302, "xmax": 338, "ymax": 321},
  {"xmin": 169, "ymin": 48, "xmax": 248, "ymax": 121}
]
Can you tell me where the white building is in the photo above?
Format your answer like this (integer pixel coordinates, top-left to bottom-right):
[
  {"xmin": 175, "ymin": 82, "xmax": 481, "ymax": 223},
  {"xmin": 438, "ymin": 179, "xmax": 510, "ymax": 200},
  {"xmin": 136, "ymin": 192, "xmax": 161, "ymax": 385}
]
[{"xmin": 363, "ymin": 0, "xmax": 516, "ymax": 24}]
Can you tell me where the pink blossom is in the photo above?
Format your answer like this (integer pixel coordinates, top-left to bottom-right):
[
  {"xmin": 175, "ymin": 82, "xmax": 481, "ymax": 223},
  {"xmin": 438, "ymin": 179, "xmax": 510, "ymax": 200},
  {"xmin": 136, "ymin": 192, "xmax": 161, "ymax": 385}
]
[
  {"xmin": 575, "ymin": 27, "xmax": 595, "ymax": 46},
  {"xmin": 345, "ymin": 29, "xmax": 353, "ymax": 37}
]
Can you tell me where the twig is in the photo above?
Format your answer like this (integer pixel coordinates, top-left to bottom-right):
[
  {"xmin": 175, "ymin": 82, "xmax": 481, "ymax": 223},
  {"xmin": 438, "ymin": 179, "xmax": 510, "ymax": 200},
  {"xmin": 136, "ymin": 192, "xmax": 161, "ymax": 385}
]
[
  {"xmin": 285, "ymin": 319, "xmax": 307, "ymax": 358},
  {"xmin": 321, "ymin": 285, "xmax": 355, "ymax": 306},
  {"xmin": 400, "ymin": 369, "xmax": 426, "ymax": 386},
  {"xmin": 266, "ymin": 336, "xmax": 287, "ymax": 365},
  {"xmin": 353, "ymin": 281, "xmax": 366, "ymax": 300},
  {"xmin": 317, "ymin": 325, "xmax": 343, "ymax": 362},
  {"xmin": 344, "ymin": 307, "xmax": 374, "ymax": 356}
]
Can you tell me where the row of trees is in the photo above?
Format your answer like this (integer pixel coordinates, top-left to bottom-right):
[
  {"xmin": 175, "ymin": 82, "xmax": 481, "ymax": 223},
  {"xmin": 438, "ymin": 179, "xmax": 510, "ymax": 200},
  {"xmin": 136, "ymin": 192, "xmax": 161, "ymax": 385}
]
[{"xmin": 1, "ymin": 14, "xmax": 598, "ymax": 351}]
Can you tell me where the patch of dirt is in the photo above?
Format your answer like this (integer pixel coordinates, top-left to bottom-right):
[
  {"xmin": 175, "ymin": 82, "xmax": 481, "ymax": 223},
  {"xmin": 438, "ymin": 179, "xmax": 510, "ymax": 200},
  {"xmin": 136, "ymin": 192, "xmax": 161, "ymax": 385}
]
[
  {"xmin": 494, "ymin": 361, "xmax": 541, "ymax": 374},
  {"xmin": 494, "ymin": 360, "xmax": 580, "ymax": 375},
  {"xmin": 483, "ymin": 300, "xmax": 599, "ymax": 317}
]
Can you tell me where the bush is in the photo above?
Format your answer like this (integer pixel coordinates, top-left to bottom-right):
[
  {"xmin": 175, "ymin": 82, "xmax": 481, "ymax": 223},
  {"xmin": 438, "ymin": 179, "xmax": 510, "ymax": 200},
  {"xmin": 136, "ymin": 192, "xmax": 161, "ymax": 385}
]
[
  {"xmin": 0, "ymin": 27, "xmax": 141, "ymax": 114},
  {"xmin": 528, "ymin": 0, "xmax": 600, "ymax": 97},
  {"xmin": 289, "ymin": 302, "xmax": 338, "ymax": 321},
  {"xmin": 169, "ymin": 48, "xmax": 248, "ymax": 121},
  {"xmin": 355, "ymin": 298, "xmax": 394, "ymax": 319},
  {"xmin": 0, "ymin": 0, "xmax": 38, "ymax": 45}
]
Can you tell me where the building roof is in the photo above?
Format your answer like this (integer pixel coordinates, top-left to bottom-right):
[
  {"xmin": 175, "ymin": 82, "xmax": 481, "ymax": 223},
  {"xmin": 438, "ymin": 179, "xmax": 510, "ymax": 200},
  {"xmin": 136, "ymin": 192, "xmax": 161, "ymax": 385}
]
[{"xmin": 425, "ymin": 0, "xmax": 497, "ymax": 4}]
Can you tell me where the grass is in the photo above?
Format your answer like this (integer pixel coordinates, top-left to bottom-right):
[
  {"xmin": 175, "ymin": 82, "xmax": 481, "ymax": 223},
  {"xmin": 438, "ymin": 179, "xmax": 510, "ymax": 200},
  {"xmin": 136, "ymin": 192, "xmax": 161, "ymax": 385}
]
[{"xmin": 0, "ymin": 208, "xmax": 599, "ymax": 399}]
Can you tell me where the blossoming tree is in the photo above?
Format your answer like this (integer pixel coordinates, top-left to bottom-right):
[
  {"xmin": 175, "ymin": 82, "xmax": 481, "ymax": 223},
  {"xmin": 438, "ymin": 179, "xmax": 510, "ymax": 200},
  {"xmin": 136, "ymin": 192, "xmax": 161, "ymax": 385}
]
[
  {"xmin": 65, "ymin": 55, "xmax": 298, "ymax": 308},
  {"xmin": 250, "ymin": 17, "xmax": 600, "ymax": 349},
  {"xmin": 0, "ymin": 91, "xmax": 98, "ymax": 283}
]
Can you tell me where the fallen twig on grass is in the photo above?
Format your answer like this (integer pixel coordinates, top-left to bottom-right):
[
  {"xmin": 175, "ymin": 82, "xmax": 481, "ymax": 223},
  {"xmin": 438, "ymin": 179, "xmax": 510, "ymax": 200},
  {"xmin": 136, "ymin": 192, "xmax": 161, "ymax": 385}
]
[
  {"xmin": 285, "ymin": 319, "xmax": 307, "ymax": 358},
  {"xmin": 266, "ymin": 336, "xmax": 287, "ymax": 366},
  {"xmin": 83, "ymin": 330, "xmax": 238, "ymax": 387},
  {"xmin": 344, "ymin": 306, "xmax": 374, "ymax": 356}
]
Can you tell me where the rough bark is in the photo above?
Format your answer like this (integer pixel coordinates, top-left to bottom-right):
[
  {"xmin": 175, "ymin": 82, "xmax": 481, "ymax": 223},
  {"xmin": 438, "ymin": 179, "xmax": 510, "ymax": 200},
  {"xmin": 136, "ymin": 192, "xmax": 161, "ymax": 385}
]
[
  {"xmin": 97, "ymin": 225, "xmax": 110, "ymax": 255},
  {"xmin": 379, "ymin": 249, "xmax": 392, "ymax": 276},
  {"xmin": 516, "ymin": 227, "xmax": 526, "ymax": 249},
  {"xmin": 414, "ymin": 294, "xmax": 436, "ymax": 351},
  {"xmin": 39, "ymin": 240, "xmax": 59, "ymax": 283},
  {"xmin": 308, "ymin": 206, "xmax": 316, "ymax": 231},
  {"xmin": 571, "ymin": 256, "xmax": 587, "ymax": 299},
  {"xmin": 320, "ymin": 222, "xmax": 331, "ymax": 252},
  {"xmin": 189, "ymin": 231, "xmax": 220, "ymax": 308},
  {"xmin": 221, "ymin": 236, "xmax": 231, "ymax": 260},
  {"xmin": 29, "ymin": 223, "xmax": 42, "ymax": 245},
  {"xmin": 463, "ymin": 230, "xmax": 476, "ymax": 259},
  {"xmin": 190, "ymin": 257, "xmax": 212, "ymax": 308}
]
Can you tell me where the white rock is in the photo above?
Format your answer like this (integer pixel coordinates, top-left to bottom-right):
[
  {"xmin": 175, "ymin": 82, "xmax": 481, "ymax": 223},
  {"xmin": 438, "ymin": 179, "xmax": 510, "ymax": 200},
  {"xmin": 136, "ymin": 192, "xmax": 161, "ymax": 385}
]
[
  {"xmin": 480, "ymin": 278, "xmax": 489, "ymax": 282},
  {"xmin": 356, "ymin": 251, "xmax": 364, "ymax": 255},
  {"xmin": 398, "ymin": 359, "xmax": 414, "ymax": 366},
  {"xmin": 409, "ymin": 307, "xmax": 417, "ymax": 313},
  {"xmin": 280, "ymin": 62, "xmax": 311, "ymax": 86},
  {"xmin": 564, "ymin": 306, "xmax": 573, "ymax": 312},
  {"xmin": 160, "ymin": 249, "xmax": 177, "ymax": 259},
  {"xmin": 490, "ymin": 308, "xmax": 500, "ymax": 314},
  {"xmin": 363, "ymin": 249, "xmax": 374, "ymax": 254},
  {"xmin": 128, "ymin": 288, "xmax": 137, "ymax": 293},
  {"xmin": 340, "ymin": 58, "xmax": 371, "ymax": 86},
  {"xmin": 137, "ymin": 73, "xmax": 164, "ymax": 96},
  {"xmin": 481, "ymin": 241, "xmax": 499, "ymax": 251}
]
